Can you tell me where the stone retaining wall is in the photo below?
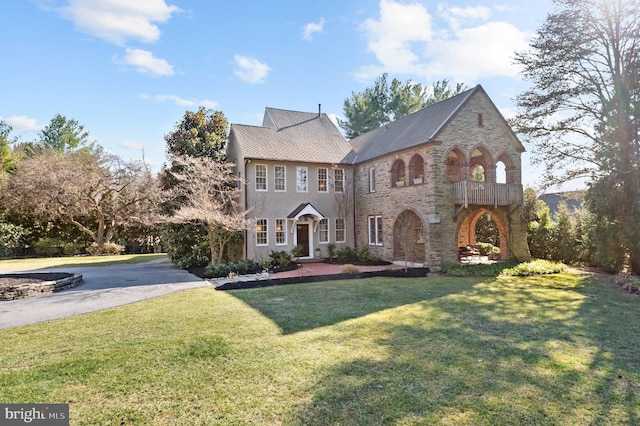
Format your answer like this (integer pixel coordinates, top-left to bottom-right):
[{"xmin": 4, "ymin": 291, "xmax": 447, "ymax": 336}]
[{"xmin": 0, "ymin": 273, "xmax": 83, "ymax": 301}]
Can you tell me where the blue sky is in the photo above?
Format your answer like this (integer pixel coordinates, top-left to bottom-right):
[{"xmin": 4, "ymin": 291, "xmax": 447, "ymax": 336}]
[{"xmin": 2, "ymin": 0, "xmax": 560, "ymax": 189}]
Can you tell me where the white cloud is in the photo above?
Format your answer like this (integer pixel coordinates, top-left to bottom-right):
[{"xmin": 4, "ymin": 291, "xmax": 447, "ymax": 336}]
[
  {"xmin": 359, "ymin": 0, "xmax": 433, "ymax": 77},
  {"xmin": 234, "ymin": 55, "xmax": 271, "ymax": 84},
  {"xmin": 357, "ymin": 0, "xmax": 530, "ymax": 83},
  {"xmin": 58, "ymin": 0, "xmax": 181, "ymax": 45},
  {"xmin": 123, "ymin": 48, "xmax": 174, "ymax": 76},
  {"xmin": 302, "ymin": 18, "xmax": 325, "ymax": 41},
  {"xmin": 425, "ymin": 21, "xmax": 530, "ymax": 81},
  {"xmin": 118, "ymin": 139, "xmax": 144, "ymax": 151},
  {"xmin": 139, "ymin": 93, "xmax": 218, "ymax": 108},
  {"xmin": 2, "ymin": 115, "xmax": 43, "ymax": 132}
]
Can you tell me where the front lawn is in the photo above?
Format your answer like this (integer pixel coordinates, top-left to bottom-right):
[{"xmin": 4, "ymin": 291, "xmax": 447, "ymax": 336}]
[
  {"xmin": 0, "ymin": 253, "xmax": 168, "ymax": 272},
  {"xmin": 1, "ymin": 271, "xmax": 638, "ymax": 425}
]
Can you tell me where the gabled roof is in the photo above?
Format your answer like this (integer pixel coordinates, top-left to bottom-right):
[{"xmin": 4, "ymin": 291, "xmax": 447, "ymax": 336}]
[
  {"xmin": 287, "ymin": 203, "xmax": 325, "ymax": 220},
  {"xmin": 348, "ymin": 85, "xmax": 524, "ymax": 163},
  {"xmin": 230, "ymin": 107, "xmax": 353, "ymax": 164}
]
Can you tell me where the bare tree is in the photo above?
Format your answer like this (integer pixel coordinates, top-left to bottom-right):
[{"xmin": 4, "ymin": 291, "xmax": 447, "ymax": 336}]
[
  {"xmin": 4, "ymin": 148, "xmax": 162, "ymax": 251},
  {"xmin": 166, "ymin": 154, "xmax": 250, "ymax": 263}
]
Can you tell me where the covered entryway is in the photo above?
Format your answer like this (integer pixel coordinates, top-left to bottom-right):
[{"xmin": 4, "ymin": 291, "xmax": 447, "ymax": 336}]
[
  {"xmin": 392, "ymin": 209, "xmax": 426, "ymax": 265},
  {"xmin": 287, "ymin": 203, "xmax": 324, "ymax": 260},
  {"xmin": 457, "ymin": 208, "xmax": 507, "ymax": 261}
]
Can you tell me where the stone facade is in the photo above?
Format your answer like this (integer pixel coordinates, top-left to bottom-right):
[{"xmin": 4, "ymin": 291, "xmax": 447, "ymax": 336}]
[
  {"xmin": 353, "ymin": 87, "xmax": 530, "ymax": 268},
  {"xmin": 229, "ymin": 86, "xmax": 531, "ymax": 267}
]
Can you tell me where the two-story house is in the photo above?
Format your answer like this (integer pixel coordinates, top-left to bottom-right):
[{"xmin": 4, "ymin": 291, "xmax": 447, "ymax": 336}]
[
  {"xmin": 227, "ymin": 85, "xmax": 530, "ymax": 267},
  {"xmin": 227, "ymin": 107, "xmax": 356, "ymax": 262}
]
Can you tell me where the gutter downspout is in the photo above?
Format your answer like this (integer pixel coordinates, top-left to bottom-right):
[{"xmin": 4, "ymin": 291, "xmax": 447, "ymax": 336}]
[{"xmin": 244, "ymin": 158, "xmax": 249, "ymax": 260}]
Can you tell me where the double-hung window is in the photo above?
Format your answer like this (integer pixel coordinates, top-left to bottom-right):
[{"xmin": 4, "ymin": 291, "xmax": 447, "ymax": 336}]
[
  {"xmin": 334, "ymin": 168, "xmax": 344, "ymax": 193},
  {"xmin": 255, "ymin": 164, "xmax": 267, "ymax": 191},
  {"xmin": 317, "ymin": 168, "xmax": 328, "ymax": 193},
  {"xmin": 275, "ymin": 219, "xmax": 287, "ymax": 245},
  {"xmin": 296, "ymin": 166, "xmax": 308, "ymax": 192},
  {"xmin": 368, "ymin": 216, "xmax": 383, "ymax": 246},
  {"xmin": 274, "ymin": 165, "xmax": 286, "ymax": 192},
  {"xmin": 256, "ymin": 219, "xmax": 268, "ymax": 246},
  {"xmin": 318, "ymin": 219, "xmax": 329, "ymax": 243},
  {"xmin": 335, "ymin": 218, "xmax": 346, "ymax": 243}
]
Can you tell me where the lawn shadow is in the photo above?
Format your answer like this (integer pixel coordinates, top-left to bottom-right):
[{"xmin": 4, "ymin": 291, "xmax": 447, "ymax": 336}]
[
  {"xmin": 229, "ymin": 276, "xmax": 478, "ymax": 335},
  {"xmin": 288, "ymin": 273, "xmax": 640, "ymax": 425}
]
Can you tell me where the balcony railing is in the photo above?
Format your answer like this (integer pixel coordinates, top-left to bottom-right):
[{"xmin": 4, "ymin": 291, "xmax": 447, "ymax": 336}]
[{"xmin": 454, "ymin": 181, "xmax": 523, "ymax": 208}]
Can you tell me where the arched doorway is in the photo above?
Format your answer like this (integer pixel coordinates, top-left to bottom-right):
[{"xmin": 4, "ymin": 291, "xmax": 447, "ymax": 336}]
[
  {"xmin": 393, "ymin": 209, "xmax": 425, "ymax": 264},
  {"xmin": 457, "ymin": 208, "xmax": 508, "ymax": 261}
]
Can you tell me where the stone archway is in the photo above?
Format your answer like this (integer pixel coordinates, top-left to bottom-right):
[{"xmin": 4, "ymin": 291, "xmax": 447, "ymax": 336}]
[
  {"xmin": 393, "ymin": 209, "xmax": 426, "ymax": 264},
  {"xmin": 457, "ymin": 207, "xmax": 508, "ymax": 260}
]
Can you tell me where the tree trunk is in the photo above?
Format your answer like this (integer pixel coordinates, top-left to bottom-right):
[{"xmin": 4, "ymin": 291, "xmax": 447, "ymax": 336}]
[{"xmin": 207, "ymin": 223, "xmax": 218, "ymax": 264}]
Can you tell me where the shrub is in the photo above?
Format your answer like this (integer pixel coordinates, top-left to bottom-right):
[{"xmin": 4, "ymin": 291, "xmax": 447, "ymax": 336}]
[
  {"xmin": 34, "ymin": 237, "xmax": 65, "ymax": 257},
  {"xmin": 163, "ymin": 223, "xmax": 210, "ymax": 269},
  {"xmin": 204, "ymin": 259, "xmax": 258, "ymax": 278},
  {"xmin": 204, "ymin": 262, "xmax": 231, "ymax": 278},
  {"xmin": 86, "ymin": 242, "xmax": 125, "ymax": 256},
  {"xmin": 336, "ymin": 246, "xmax": 358, "ymax": 263},
  {"xmin": 327, "ymin": 243, "xmax": 336, "ymax": 263},
  {"xmin": 0, "ymin": 222, "xmax": 26, "ymax": 257},
  {"xmin": 356, "ymin": 246, "xmax": 373, "ymax": 262},
  {"xmin": 476, "ymin": 242, "xmax": 499, "ymax": 256},
  {"xmin": 62, "ymin": 242, "xmax": 82, "ymax": 256},
  {"xmin": 269, "ymin": 250, "xmax": 292, "ymax": 268},
  {"xmin": 441, "ymin": 261, "xmax": 519, "ymax": 277},
  {"xmin": 502, "ymin": 259, "xmax": 566, "ymax": 276},
  {"xmin": 612, "ymin": 274, "xmax": 640, "ymax": 294},
  {"xmin": 341, "ymin": 264, "xmax": 360, "ymax": 275}
]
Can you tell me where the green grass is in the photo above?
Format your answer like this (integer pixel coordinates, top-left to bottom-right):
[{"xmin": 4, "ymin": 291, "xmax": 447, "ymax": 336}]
[
  {"xmin": 1, "ymin": 272, "xmax": 638, "ymax": 425},
  {"xmin": 0, "ymin": 253, "xmax": 168, "ymax": 271}
]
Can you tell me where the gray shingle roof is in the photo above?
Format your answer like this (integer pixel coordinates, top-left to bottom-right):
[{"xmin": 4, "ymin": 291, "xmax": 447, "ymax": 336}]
[
  {"xmin": 348, "ymin": 86, "xmax": 478, "ymax": 163},
  {"xmin": 230, "ymin": 107, "xmax": 353, "ymax": 164}
]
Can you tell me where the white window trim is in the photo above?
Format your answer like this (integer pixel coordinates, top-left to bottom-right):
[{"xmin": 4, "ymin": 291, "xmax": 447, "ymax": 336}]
[
  {"xmin": 296, "ymin": 166, "xmax": 308, "ymax": 193},
  {"xmin": 318, "ymin": 218, "xmax": 329, "ymax": 244},
  {"xmin": 317, "ymin": 167, "xmax": 328, "ymax": 193},
  {"xmin": 255, "ymin": 164, "xmax": 267, "ymax": 192},
  {"xmin": 335, "ymin": 217, "xmax": 346, "ymax": 243},
  {"xmin": 334, "ymin": 168, "xmax": 345, "ymax": 193},
  {"xmin": 274, "ymin": 165, "xmax": 286, "ymax": 192},
  {"xmin": 275, "ymin": 218, "xmax": 287, "ymax": 246},
  {"xmin": 256, "ymin": 219, "xmax": 268, "ymax": 246},
  {"xmin": 368, "ymin": 215, "xmax": 383, "ymax": 246}
]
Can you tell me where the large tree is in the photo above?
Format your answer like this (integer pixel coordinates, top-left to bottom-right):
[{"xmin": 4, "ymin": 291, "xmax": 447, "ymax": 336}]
[
  {"xmin": 3, "ymin": 147, "xmax": 162, "ymax": 251},
  {"xmin": 37, "ymin": 114, "xmax": 91, "ymax": 152},
  {"xmin": 513, "ymin": 0, "xmax": 640, "ymax": 273},
  {"xmin": 162, "ymin": 107, "xmax": 234, "ymax": 267},
  {"xmin": 0, "ymin": 120, "xmax": 17, "ymax": 180},
  {"xmin": 339, "ymin": 74, "xmax": 467, "ymax": 138},
  {"xmin": 166, "ymin": 155, "xmax": 248, "ymax": 263}
]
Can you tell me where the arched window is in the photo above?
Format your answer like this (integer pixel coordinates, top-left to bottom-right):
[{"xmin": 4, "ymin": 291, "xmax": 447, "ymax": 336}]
[
  {"xmin": 496, "ymin": 152, "xmax": 515, "ymax": 184},
  {"xmin": 391, "ymin": 159, "xmax": 406, "ymax": 187},
  {"xmin": 408, "ymin": 154, "xmax": 425, "ymax": 185},
  {"xmin": 446, "ymin": 149, "xmax": 464, "ymax": 182},
  {"xmin": 469, "ymin": 147, "xmax": 492, "ymax": 182}
]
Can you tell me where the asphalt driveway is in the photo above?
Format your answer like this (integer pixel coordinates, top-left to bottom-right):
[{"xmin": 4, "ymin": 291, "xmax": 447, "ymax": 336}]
[{"xmin": 0, "ymin": 259, "xmax": 208, "ymax": 330}]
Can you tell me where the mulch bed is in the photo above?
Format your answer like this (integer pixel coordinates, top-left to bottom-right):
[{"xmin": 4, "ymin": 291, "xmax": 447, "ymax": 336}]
[{"xmin": 215, "ymin": 267, "xmax": 431, "ymax": 291}]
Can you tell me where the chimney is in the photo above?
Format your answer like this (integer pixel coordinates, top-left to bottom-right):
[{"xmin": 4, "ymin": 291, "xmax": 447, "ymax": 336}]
[{"xmin": 318, "ymin": 103, "xmax": 321, "ymax": 116}]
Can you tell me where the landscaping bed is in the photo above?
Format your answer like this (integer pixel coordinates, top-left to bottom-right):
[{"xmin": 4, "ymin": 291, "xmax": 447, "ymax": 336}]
[
  {"xmin": 0, "ymin": 272, "xmax": 83, "ymax": 300},
  {"xmin": 215, "ymin": 267, "xmax": 430, "ymax": 290}
]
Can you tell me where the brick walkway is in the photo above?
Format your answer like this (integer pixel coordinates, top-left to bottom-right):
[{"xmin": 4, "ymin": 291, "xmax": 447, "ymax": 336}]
[{"xmin": 270, "ymin": 261, "xmax": 404, "ymax": 279}]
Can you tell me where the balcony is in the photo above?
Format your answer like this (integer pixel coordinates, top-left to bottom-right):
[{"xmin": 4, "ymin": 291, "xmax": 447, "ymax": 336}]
[{"xmin": 454, "ymin": 181, "xmax": 523, "ymax": 208}]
